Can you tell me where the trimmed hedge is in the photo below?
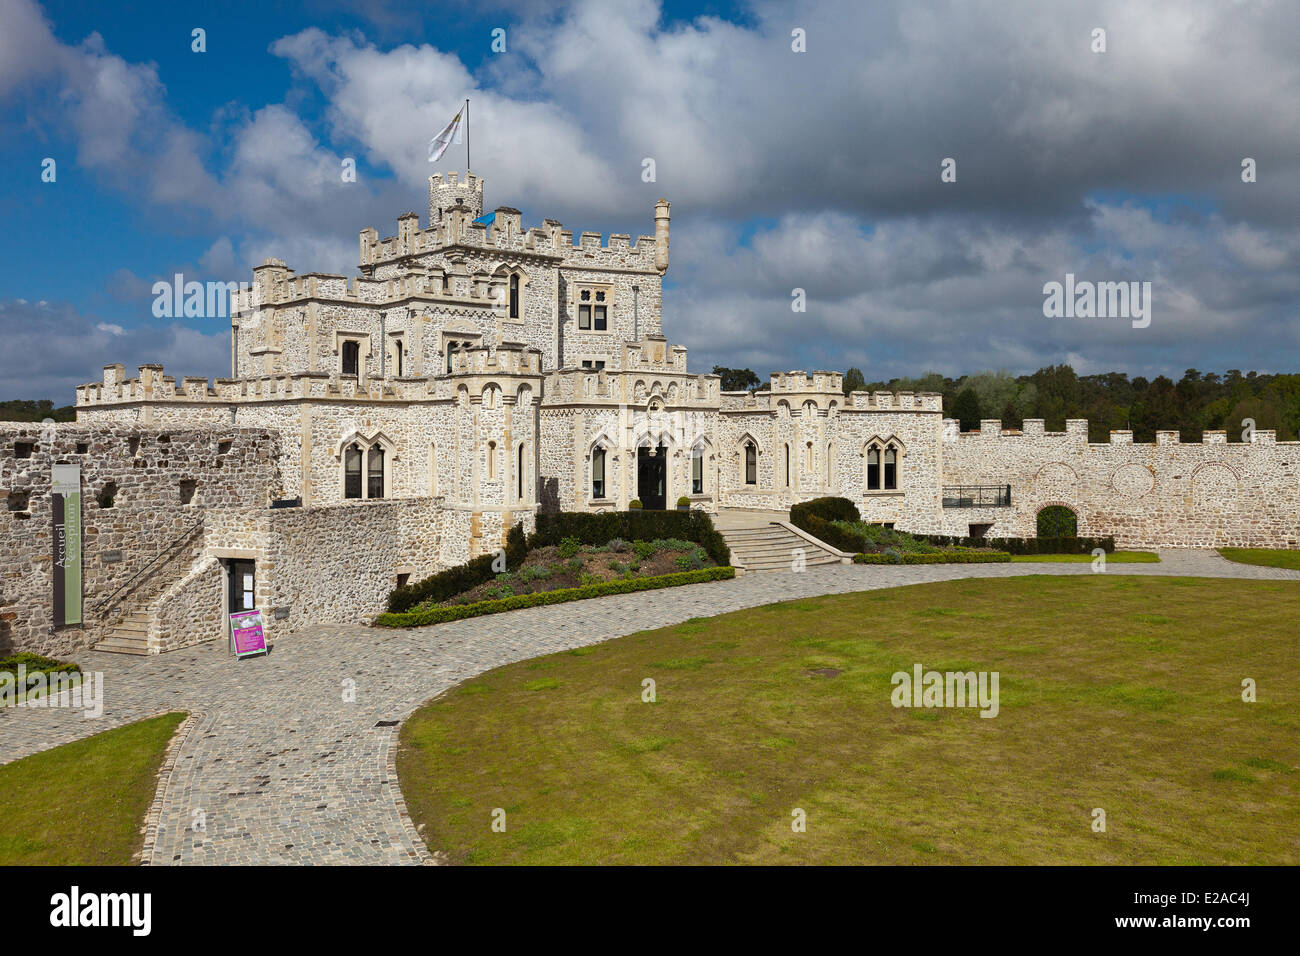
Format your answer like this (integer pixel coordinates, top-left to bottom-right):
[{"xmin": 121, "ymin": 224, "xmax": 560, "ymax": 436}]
[
  {"xmin": 853, "ymin": 551, "xmax": 1011, "ymax": 565},
  {"xmin": 916, "ymin": 534, "xmax": 1115, "ymax": 555},
  {"xmin": 533, "ymin": 510, "xmax": 730, "ymax": 567},
  {"xmin": 789, "ymin": 497, "xmax": 865, "ymax": 553},
  {"xmin": 387, "ymin": 522, "xmax": 528, "ymax": 613},
  {"xmin": 376, "ymin": 565, "xmax": 736, "ymax": 628}
]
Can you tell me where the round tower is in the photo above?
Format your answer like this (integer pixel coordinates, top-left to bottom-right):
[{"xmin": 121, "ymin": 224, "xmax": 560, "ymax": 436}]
[{"xmin": 428, "ymin": 172, "xmax": 485, "ymax": 224}]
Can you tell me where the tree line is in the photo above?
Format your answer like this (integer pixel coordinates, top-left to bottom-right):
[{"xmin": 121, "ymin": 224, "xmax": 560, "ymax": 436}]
[
  {"xmin": 715, "ymin": 365, "xmax": 1300, "ymax": 443},
  {"xmin": 0, "ymin": 399, "xmax": 76, "ymax": 422}
]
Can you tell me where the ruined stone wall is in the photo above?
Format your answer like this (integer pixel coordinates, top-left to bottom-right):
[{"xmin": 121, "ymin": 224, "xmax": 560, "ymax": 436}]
[
  {"xmin": 0, "ymin": 424, "xmax": 282, "ymax": 657},
  {"xmin": 941, "ymin": 419, "xmax": 1300, "ymax": 548}
]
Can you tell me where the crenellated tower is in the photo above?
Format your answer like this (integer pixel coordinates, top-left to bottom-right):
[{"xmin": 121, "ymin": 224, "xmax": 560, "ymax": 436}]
[{"xmin": 428, "ymin": 171, "xmax": 484, "ymax": 225}]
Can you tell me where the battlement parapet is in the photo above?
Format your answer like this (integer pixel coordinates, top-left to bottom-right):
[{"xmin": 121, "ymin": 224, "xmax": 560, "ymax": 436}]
[
  {"xmin": 77, "ymin": 364, "xmax": 459, "ymax": 407},
  {"xmin": 940, "ymin": 417, "xmax": 1291, "ymax": 447},
  {"xmin": 720, "ymin": 390, "xmax": 773, "ymax": 412},
  {"xmin": 231, "ymin": 263, "xmax": 511, "ymax": 315},
  {"xmin": 843, "ymin": 390, "xmax": 943, "ymax": 412},
  {"xmin": 359, "ymin": 193, "xmax": 665, "ymax": 274},
  {"xmin": 448, "ymin": 342, "xmax": 545, "ymax": 379},
  {"xmin": 544, "ymin": 364, "xmax": 717, "ymax": 406},
  {"xmin": 769, "ymin": 370, "xmax": 843, "ymax": 395},
  {"xmin": 620, "ymin": 337, "xmax": 687, "ymax": 372}
]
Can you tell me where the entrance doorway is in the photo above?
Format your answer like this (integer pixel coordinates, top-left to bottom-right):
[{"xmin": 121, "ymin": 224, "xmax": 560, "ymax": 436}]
[
  {"xmin": 637, "ymin": 444, "xmax": 667, "ymax": 510},
  {"xmin": 225, "ymin": 558, "xmax": 256, "ymax": 628}
]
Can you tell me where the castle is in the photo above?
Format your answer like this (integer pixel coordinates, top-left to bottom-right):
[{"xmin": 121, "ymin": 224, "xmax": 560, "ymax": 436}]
[{"xmin": 3, "ymin": 173, "xmax": 1298, "ymax": 656}]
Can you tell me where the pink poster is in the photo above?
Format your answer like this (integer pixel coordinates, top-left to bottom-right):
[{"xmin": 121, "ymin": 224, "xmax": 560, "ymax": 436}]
[{"xmin": 230, "ymin": 609, "xmax": 267, "ymax": 658}]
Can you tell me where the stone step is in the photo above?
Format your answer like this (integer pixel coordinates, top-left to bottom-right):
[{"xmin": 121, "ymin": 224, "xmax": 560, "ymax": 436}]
[
  {"xmin": 719, "ymin": 522, "xmax": 843, "ymax": 572},
  {"xmin": 93, "ymin": 636, "xmax": 150, "ymax": 655},
  {"xmin": 732, "ymin": 541, "xmax": 827, "ymax": 556},
  {"xmin": 743, "ymin": 554, "xmax": 842, "ymax": 567}
]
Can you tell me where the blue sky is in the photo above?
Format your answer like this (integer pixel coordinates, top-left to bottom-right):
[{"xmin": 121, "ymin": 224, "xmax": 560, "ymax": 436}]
[{"xmin": 1, "ymin": 0, "xmax": 1298, "ymax": 401}]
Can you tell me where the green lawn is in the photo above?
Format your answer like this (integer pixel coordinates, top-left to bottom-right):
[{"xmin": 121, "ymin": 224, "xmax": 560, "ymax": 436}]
[
  {"xmin": 398, "ymin": 577, "xmax": 1299, "ymax": 865},
  {"xmin": 1218, "ymin": 547, "xmax": 1300, "ymax": 570},
  {"xmin": 1010, "ymin": 551, "xmax": 1159, "ymax": 563},
  {"xmin": 0, "ymin": 712, "xmax": 186, "ymax": 865}
]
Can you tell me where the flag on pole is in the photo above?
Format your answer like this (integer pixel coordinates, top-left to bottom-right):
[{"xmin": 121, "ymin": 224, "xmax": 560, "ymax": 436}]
[{"xmin": 428, "ymin": 108, "xmax": 464, "ymax": 163}]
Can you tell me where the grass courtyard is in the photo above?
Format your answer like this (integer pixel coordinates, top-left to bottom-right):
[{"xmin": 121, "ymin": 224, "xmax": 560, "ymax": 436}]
[
  {"xmin": 398, "ymin": 576, "xmax": 1299, "ymax": 865},
  {"xmin": 0, "ymin": 712, "xmax": 186, "ymax": 865},
  {"xmin": 1218, "ymin": 547, "xmax": 1300, "ymax": 571}
]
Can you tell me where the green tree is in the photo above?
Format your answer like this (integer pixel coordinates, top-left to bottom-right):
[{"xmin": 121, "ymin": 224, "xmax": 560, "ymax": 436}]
[
  {"xmin": 842, "ymin": 367, "xmax": 866, "ymax": 395},
  {"xmin": 951, "ymin": 387, "xmax": 983, "ymax": 432},
  {"xmin": 711, "ymin": 366, "xmax": 761, "ymax": 392}
]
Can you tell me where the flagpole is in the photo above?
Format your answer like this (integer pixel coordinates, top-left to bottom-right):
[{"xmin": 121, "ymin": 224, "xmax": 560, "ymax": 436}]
[{"xmin": 465, "ymin": 98, "xmax": 470, "ymax": 173}]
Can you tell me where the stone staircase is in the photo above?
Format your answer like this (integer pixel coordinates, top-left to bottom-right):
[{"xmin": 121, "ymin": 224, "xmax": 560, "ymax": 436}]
[
  {"xmin": 92, "ymin": 518, "xmax": 205, "ymax": 656},
  {"xmin": 717, "ymin": 520, "xmax": 845, "ymax": 572},
  {"xmin": 94, "ymin": 609, "xmax": 152, "ymax": 655}
]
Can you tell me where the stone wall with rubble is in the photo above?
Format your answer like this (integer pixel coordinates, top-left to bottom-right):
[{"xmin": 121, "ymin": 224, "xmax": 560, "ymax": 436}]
[
  {"xmin": 0, "ymin": 424, "xmax": 282, "ymax": 657},
  {"xmin": 940, "ymin": 418, "xmax": 1300, "ymax": 548}
]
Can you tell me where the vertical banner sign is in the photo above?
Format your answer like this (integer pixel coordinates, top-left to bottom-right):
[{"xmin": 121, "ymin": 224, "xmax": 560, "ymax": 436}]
[
  {"xmin": 51, "ymin": 464, "xmax": 82, "ymax": 626},
  {"xmin": 230, "ymin": 609, "xmax": 268, "ymax": 659}
]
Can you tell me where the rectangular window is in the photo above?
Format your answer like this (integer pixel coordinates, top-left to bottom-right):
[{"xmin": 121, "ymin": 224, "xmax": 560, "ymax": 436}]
[
  {"xmin": 745, "ymin": 443, "xmax": 757, "ymax": 485},
  {"xmin": 580, "ymin": 360, "xmax": 606, "ymax": 370},
  {"xmin": 342, "ymin": 340, "xmax": 360, "ymax": 377},
  {"xmin": 867, "ymin": 449, "xmax": 881, "ymax": 490},
  {"xmin": 592, "ymin": 448, "xmax": 606, "ymax": 499},
  {"xmin": 692, "ymin": 451, "xmax": 703, "ymax": 494},
  {"xmin": 594, "ymin": 305, "xmax": 607, "ymax": 331},
  {"xmin": 884, "ymin": 448, "xmax": 897, "ymax": 490},
  {"xmin": 578, "ymin": 304, "xmax": 591, "ymax": 330}
]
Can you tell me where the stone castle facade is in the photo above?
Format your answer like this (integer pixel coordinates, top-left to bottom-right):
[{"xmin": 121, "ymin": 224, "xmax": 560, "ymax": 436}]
[{"xmin": 4, "ymin": 173, "xmax": 1297, "ymax": 656}]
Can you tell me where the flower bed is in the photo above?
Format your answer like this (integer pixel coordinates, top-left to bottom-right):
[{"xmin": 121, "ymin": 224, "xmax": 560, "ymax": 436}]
[{"xmin": 439, "ymin": 537, "xmax": 715, "ymax": 606}]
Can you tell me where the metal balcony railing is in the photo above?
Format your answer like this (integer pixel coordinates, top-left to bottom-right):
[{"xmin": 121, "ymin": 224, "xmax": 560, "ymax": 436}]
[{"xmin": 942, "ymin": 485, "xmax": 1012, "ymax": 508}]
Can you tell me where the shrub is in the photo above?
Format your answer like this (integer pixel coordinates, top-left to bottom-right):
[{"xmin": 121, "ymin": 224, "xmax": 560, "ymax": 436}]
[
  {"xmin": 629, "ymin": 499, "xmax": 643, "ymax": 509},
  {"xmin": 914, "ymin": 534, "xmax": 1115, "ymax": 554},
  {"xmin": 608, "ymin": 537, "xmax": 628, "ymax": 553},
  {"xmin": 854, "ymin": 550, "xmax": 1011, "ymax": 565},
  {"xmin": 1037, "ymin": 505, "xmax": 1078, "ymax": 537},
  {"xmin": 677, "ymin": 496, "xmax": 691, "ymax": 507},
  {"xmin": 533, "ymin": 510, "xmax": 730, "ymax": 567},
  {"xmin": 376, "ymin": 566, "xmax": 737, "ymax": 628},
  {"xmin": 558, "ymin": 536, "xmax": 582, "ymax": 559},
  {"xmin": 387, "ymin": 522, "xmax": 527, "ymax": 613},
  {"xmin": 633, "ymin": 540, "xmax": 657, "ymax": 560},
  {"xmin": 789, "ymin": 497, "xmax": 866, "ymax": 552}
]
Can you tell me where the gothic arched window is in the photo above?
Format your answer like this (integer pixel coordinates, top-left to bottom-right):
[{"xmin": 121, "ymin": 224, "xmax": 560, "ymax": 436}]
[
  {"xmin": 345, "ymin": 444, "xmax": 363, "ymax": 499},
  {"xmin": 367, "ymin": 446, "xmax": 385, "ymax": 499}
]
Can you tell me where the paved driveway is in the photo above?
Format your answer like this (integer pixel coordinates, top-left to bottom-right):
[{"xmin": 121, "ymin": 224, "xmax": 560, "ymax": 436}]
[{"xmin": 2, "ymin": 550, "xmax": 1297, "ymax": 864}]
